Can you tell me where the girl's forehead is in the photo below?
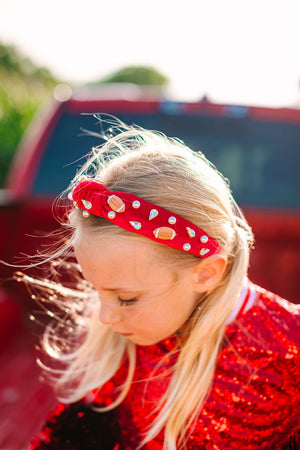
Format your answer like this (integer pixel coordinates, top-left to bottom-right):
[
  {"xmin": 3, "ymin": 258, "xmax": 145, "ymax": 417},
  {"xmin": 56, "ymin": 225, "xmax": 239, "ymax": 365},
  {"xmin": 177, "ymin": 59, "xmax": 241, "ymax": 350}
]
[
  {"xmin": 75, "ymin": 231, "xmax": 159, "ymax": 258},
  {"xmin": 74, "ymin": 232, "xmax": 177, "ymax": 286}
]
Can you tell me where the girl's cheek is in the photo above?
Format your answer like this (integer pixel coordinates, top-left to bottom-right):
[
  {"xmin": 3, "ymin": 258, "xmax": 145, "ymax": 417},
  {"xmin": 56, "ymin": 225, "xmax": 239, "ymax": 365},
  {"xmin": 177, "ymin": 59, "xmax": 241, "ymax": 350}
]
[{"xmin": 128, "ymin": 308, "xmax": 145, "ymax": 320}]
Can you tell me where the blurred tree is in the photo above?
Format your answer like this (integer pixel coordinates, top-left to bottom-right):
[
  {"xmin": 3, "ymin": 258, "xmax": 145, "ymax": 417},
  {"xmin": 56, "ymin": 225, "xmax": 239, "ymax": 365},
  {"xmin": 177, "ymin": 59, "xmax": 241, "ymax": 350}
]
[
  {"xmin": 0, "ymin": 42, "xmax": 59, "ymax": 187},
  {"xmin": 0, "ymin": 50, "xmax": 168, "ymax": 187},
  {"xmin": 98, "ymin": 65, "xmax": 168, "ymax": 86}
]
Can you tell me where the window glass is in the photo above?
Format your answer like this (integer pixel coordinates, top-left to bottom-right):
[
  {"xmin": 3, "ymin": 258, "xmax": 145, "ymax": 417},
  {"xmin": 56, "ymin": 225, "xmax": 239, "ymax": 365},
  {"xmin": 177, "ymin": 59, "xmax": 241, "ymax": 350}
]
[
  {"xmin": 33, "ymin": 110, "xmax": 300, "ymax": 208},
  {"xmin": 33, "ymin": 112, "xmax": 160, "ymax": 195}
]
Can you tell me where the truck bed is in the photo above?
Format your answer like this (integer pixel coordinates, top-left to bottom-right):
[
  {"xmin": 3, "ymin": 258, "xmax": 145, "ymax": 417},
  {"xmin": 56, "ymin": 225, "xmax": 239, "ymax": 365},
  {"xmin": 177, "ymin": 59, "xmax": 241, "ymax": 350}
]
[{"xmin": 0, "ymin": 328, "xmax": 56, "ymax": 450}]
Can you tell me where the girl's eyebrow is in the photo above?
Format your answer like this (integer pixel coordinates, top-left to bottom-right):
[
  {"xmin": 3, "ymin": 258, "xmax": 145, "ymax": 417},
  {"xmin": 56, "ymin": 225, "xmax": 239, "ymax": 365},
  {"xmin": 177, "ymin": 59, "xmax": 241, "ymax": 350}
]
[{"xmin": 102, "ymin": 287, "xmax": 145, "ymax": 292}]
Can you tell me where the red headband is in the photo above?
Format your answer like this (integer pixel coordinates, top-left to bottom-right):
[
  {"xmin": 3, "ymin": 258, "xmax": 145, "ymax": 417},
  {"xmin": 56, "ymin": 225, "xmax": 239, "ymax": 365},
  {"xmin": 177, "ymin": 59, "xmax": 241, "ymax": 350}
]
[{"xmin": 71, "ymin": 179, "xmax": 221, "ymax": 258}]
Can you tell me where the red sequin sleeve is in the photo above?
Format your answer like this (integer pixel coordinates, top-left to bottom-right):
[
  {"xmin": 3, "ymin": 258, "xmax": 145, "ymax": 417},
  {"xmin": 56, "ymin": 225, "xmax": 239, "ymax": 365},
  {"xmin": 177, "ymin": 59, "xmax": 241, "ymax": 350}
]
[{"xmin": 185, "ymin": 287, "xmax": 300, "ymax": 449}]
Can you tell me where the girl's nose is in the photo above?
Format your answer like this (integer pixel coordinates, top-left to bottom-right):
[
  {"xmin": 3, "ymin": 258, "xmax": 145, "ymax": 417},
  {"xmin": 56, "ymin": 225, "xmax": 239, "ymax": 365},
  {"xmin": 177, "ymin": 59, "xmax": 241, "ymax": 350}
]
[{"xmin": 99, "ymin": 303, "xmax": 122, "ymax": 325}]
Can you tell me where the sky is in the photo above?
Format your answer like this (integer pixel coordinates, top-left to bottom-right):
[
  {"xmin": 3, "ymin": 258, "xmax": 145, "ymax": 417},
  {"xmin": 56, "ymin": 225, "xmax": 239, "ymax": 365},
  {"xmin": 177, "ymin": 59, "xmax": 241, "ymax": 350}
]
[{"xmin": 1, "ymin": 0, "xmax": 300, "ymax": 107}]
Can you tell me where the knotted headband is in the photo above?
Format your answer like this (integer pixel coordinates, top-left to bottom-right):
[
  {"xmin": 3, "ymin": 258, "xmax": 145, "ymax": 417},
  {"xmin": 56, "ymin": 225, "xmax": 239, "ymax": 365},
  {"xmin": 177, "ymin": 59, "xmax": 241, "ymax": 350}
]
[{"xmin": 71, "ymin": 179, "xmax": 221, "ymax": 258}]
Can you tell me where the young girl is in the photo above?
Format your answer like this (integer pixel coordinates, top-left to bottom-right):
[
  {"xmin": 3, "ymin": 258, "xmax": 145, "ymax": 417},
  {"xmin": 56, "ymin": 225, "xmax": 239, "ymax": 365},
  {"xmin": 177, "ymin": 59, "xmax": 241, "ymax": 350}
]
[{"xmin": 28, "ymin": 123, "xmax": 299, "ymax": 450}]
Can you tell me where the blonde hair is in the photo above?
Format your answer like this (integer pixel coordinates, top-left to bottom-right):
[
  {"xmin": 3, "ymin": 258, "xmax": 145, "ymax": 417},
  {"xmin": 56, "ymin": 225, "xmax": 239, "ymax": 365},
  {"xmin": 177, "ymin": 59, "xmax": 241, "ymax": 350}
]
[{"xmin": 37, "ymin": 122, "xmax": 253, "ymax": 449}]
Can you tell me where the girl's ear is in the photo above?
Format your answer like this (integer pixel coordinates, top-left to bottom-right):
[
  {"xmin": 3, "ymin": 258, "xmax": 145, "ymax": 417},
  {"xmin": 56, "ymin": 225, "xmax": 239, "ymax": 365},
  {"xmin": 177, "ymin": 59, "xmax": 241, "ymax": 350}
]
[{"xmin": 192, "ymin": 255, "xmax": 227, "ymax": 294}]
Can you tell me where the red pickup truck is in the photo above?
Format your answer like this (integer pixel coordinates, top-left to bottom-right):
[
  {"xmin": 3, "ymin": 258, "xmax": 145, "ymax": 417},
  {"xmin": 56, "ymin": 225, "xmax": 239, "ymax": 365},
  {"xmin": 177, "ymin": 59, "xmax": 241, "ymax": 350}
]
[
  {"xmin": 1, "ymin": 91, "xmax": 300, "ymax": 448},
  {"xmin": 2, "ymin": 92, "xmax": 300, "ymax": 305}
]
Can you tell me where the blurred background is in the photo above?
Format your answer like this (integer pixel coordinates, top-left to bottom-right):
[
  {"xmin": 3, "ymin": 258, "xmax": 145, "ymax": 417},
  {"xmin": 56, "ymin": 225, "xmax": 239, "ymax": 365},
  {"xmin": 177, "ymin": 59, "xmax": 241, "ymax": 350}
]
[
  {"xmin": 1, "ymin": 0, "xmax": 300, "ymax": 183},
  {"xmin": 0, "ymin": 0, "xmax": 300, "ymax": 448}
]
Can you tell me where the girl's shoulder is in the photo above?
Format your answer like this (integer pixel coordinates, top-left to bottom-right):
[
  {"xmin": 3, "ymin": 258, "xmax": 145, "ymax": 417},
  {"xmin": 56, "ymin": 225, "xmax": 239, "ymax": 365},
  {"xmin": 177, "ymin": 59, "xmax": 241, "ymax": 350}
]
[
  {"xmin": 201, "ymin": 283, "xmax": 300, "ymax": 449},
  {"xmin": 234, "ymin": 281, "xmax": 300, "ymax": 350},
  {"xmin": 222, "ymin": 280, "xmax": 300, "ymax": 395}
]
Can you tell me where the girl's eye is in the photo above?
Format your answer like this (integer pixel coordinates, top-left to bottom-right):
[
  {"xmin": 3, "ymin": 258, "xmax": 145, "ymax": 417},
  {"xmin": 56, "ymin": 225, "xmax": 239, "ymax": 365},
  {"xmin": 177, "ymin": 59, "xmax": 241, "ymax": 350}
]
[{"xmin": 117, "ymin": 297, "xmax": 137, "ymax": 307}]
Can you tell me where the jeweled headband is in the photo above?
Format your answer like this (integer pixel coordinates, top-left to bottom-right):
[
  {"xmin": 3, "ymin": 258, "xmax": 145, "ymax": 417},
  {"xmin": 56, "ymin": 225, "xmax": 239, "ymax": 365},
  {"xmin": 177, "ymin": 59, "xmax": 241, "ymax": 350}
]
[{"xmin": 71, "ymin": 179, "xmax": 222, "ymax": 258}]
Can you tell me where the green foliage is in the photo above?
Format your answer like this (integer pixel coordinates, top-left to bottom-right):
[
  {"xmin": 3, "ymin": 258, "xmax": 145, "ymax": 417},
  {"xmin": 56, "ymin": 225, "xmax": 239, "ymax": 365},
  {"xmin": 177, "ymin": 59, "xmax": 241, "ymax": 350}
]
[
  {"xmin": 0, "ymin": 42, "xmax": 59, "ymax": 187},
  {"xmin": 0, "ymin": 44, "xmax": 168, "ymax": 187},
  {"xmin": 0, "ymin": 43, "xmax": 57, "ymax": 85},
  {"xmin": 100, "ymin": 65, "xmax": 168, "ymax": 86},
  {"xmin": 0, "ymin": 89, "xmax": 39, "ymax": 186}
]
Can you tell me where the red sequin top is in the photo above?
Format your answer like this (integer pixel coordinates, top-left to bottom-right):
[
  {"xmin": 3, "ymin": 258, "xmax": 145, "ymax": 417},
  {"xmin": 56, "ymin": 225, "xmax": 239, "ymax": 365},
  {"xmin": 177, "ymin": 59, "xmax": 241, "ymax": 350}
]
[{"xmin": 31, "ymin": 283, "xmax": 300, "ymax": 449}]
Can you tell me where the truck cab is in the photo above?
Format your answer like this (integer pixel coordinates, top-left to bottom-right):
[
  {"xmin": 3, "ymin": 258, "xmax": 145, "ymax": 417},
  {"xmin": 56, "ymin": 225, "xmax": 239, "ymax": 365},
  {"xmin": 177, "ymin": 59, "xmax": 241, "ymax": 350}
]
[{"xmin": 3, "ymin": 91, "xmax": 300, "ymax": 304}]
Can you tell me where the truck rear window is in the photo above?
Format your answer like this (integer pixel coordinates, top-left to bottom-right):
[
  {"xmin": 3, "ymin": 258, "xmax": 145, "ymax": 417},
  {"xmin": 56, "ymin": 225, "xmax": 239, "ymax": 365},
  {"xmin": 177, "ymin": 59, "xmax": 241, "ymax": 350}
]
[{"xmin": 33, "ymin": 110, "xmax": 300, "ymax": 208}]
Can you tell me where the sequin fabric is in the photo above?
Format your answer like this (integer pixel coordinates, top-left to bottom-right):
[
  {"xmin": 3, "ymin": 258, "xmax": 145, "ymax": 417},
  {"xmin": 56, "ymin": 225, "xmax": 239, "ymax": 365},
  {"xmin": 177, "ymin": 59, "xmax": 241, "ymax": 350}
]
[
  {"xmin": 31, "ymin": 285, "xmax": 300, "ymax": 449},
  {"xmin": 29, "ymin": 402, "xmax": 123, "ymax": 449}
]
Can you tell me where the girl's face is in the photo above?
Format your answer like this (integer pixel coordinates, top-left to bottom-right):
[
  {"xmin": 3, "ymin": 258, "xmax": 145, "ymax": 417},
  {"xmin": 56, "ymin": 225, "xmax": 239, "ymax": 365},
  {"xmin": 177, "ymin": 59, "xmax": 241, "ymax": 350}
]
[{"xmin": 74, "ymin": 231, "xmax": 201, "ymax": 346}]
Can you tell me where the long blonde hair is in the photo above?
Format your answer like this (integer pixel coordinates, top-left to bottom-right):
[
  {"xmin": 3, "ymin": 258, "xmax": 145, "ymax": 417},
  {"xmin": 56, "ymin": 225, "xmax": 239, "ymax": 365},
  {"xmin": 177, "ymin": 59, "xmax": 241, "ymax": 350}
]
[{"xmin": 35, "ymin": 122, "xmax": 253, "ymax": 449}]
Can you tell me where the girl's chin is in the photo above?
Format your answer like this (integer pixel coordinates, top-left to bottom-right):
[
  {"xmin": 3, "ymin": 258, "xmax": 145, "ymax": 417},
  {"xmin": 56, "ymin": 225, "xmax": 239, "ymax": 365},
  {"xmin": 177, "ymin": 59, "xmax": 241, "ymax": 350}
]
[
  {"xmin": 125, "ymin": 334, "xmax": 170, "ymax": 346},
  {"xmin": 128, "ymin": 337, "xmax": 154, "ymax": 346}
]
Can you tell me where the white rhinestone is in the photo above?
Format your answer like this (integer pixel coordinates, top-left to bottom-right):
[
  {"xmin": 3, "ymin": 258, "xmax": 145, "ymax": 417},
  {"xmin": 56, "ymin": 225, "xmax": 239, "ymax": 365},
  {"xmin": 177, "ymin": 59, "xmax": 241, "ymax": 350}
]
[
  {"xmin": 82, "ymin": 199, "xmax": 92, "ymax": 210},
  {"xmin": 186, "ymin": 227, "xmax": 196, "ymax": 238},
  {"xmin": 200, "ymin": 248, "xmax": 210, "ymax": 256},
  {"xmin": 108, "ymin": 211, "xmax": 116, "ymax": 219},
  {"xmin": 200, "ymin": 235, "xmax": 208, "ymax": 243},
  {"xmin": 149, "ymin": 209, "xmax": 158, "ymax": 220},
  {"xmin": 82, "ymin": 210, "xmax": 90, "ymax": 218},
  {"xmin": 132, "ymin": 200, "xmax": 141, "ymax": 209},
  {"xmin": 68, "ymin": 192, "xmax": 73, "ymax": 200},
  {"xmin": 183, "ymin": 243, "xmax": 191, "ymax": 251},
  {"xmin": 73, "ymin": 201, "xmax": 79, "ymax": 209},
  {"xmin": 130, "ymin": 221, "xmax": 142, "ymax": 230},
  {"xmin": 168, "ymin": 216, "xmax": 176, "ymax": 225}
]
